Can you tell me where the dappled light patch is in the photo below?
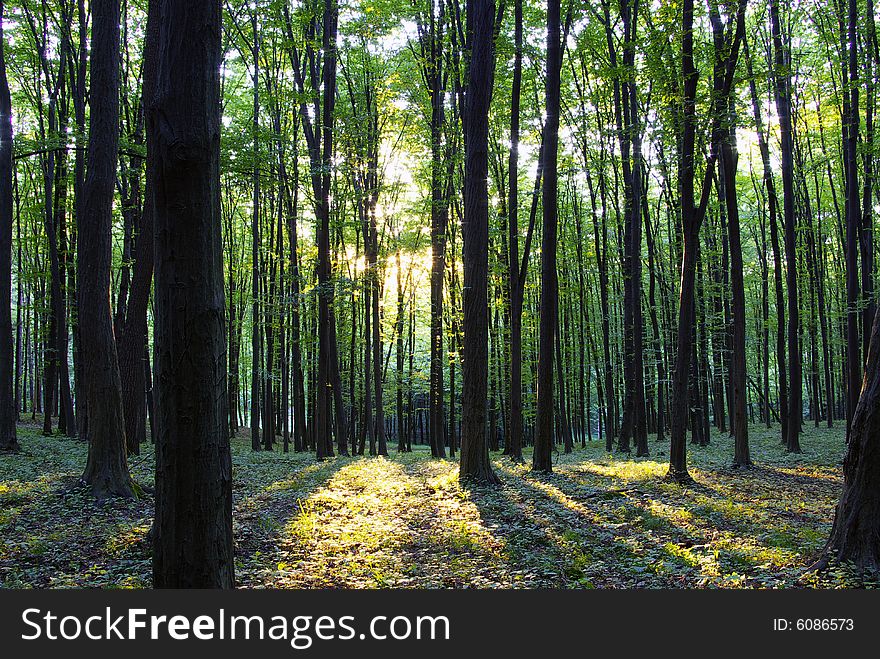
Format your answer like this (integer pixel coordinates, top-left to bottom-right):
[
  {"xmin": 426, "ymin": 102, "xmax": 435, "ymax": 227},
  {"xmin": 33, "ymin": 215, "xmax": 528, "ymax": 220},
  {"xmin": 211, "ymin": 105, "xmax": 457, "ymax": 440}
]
[
  {"xmin": 256, "ymin": 456, "xmax": 520, "ymax": 588},
  {"xmin": 571, "ymin": 458, "xmax": 669, "ymax": 484}
]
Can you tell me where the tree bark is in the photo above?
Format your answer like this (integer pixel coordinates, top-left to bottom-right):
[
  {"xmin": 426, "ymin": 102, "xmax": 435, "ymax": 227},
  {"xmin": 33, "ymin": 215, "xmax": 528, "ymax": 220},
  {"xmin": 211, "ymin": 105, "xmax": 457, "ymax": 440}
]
[
  {"xmin": 0, "ymin": 0, "xmax": 17, "ymax": 453},
  {"xmin": 841, "ymin": 0, "xmax": 862, "ymax": 438},
  {"xmin": 151, "ymin": 0, "xmax": 235, "ymax": 588},
  {"xmin": 533, "ymin": 0, "xmax": 562, "ymax": 474},
  {"xmin": 460, "ymin": 0, "xmax": 499, "ymax": 484},
  {"xmin": 822, "ymin": 306, "xmax": 880, "ymax": 572},
  {"xmin": 78, "ymin": 0, "xmax": 134, "ymax": 499},
  {"xmin": 711, "ymin": 2, "xmax": 750, "ymax": 467},
  {"xmin": 505, "ymin": 0, "xmax": 524, "ymax": 461},
  {"xmin": 770, "ymin": 0, "xmax": 802, "ymax": 452}
]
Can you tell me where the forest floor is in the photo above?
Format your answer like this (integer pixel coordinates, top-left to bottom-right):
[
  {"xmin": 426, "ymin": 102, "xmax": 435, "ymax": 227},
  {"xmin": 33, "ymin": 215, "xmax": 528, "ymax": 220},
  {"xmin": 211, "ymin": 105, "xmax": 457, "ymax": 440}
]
[{"xmin": 0, "ymin": 422, "xmax": 872, "ymax": 589}]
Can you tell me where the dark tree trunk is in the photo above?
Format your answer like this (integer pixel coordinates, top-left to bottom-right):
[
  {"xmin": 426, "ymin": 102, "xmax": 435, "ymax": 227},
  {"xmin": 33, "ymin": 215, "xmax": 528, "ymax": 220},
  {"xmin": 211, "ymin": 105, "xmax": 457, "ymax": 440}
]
[
  {"xmin": 842, "ymin": 0, "xmax": 862, "ymax": 438},
  {"xmin": 118, "ymin": 203, "xmax": 153, "ymax": 455},
  {"xmin": 78, "ymin": 0, "xmax": 134, "ymax": 500},
  {"xmin": 862, "ymin": 0, "xmax": 877, "ymax": 366},
  {"xmin": 506, "ymin": 0, "xmax": 524, "ymax": 461},
  {"xmin": 668, "ymin": 0, "xmax": 700, "ymax": 483},
  {"xmin": 71, "ymin": 0, "xmax": 89, "ymax": 440},
  {"xmin": 669, "ymin": 0, "xmax": 743, "ymax": 480},
  {"xmin": 284, "ymin": 122, "xmax": 306, "ymax": 452},
  {"xmin": 119, "ymin": 69, "xmax": 155, "ymax": 457},
  {"xmin": 419, "ymin": 2, "xmax": 448, "ymax": 459},
  {"xmin": 711, "ymin": 3, "xmax": 750, "ymax": 467},
  {"xmin": 821, "ymin": 306, "xmax": 880, "ymax": 573},
  {"xmin": 150, "ymin": 0, "xmax": 234, "ymax": 589},
  {"xmin": 0, "ymin": 0, "xmax": 17, "ymax": 453},
  {"xmin": 770, "ymin": 0, "xmax": 802, "ymax": 452},
  {"xmin": 607, "ymin": 0, "xmax": 646, "ymax": 457},
  {"xmin": 744, "ymin": 39, "xmax": 787, "ymax": 437},
  {"xmin": 533, "ymin": 0, "xmax": 562, "ymax": 474},
  {"xmin": 250, "ymin": 12, "xmax": 263, "ymax": 453},
  {"xmin": 396, "ymin": 247, "xmax": 406, "ymax": 452},
  {"xmin": 460, "ymin": 0, "xmax": 499, "ymax": 484},
  {"xmin": 370, "ymin": 214, "xmax": 386, "ymax": 457}
]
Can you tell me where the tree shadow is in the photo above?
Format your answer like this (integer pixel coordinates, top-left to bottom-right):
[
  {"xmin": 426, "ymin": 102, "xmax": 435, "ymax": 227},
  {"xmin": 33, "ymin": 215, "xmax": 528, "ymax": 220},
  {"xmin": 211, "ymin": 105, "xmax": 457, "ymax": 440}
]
[
  {"xmin": 482, "ymin": 457, "xmax": 834, "ymax": 589},
  {"xmin": 459, "ymin": 462, "xmax": 707, "ymax": 587},
  {"xmin": 233, "ymin": 455, "xmax": 350, "ymax": 587}
]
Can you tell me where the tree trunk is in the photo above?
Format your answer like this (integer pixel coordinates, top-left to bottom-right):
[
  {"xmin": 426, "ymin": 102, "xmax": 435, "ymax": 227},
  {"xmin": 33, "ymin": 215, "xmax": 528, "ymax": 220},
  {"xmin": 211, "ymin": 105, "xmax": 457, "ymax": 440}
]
[
  {"xmin": 0, "ymin": 0, "xmax": 17, "ymax": 453},
  {"xmin": 712, "ymin": 6, "xmax": 749, "ymax": 467},
  {"xmin": 250, "ymin": 12, "xmax": 263, "ymax": 453},
  {"xmin": 533, "ymin": 0, "xmax": 562, "ymax": 474},
  {"xmin": 841, "ymin": 0, "xmax": 862, "ymax": 438},
  {"xmin": 78, "ymin": 0, "xmax": 134, "ymax": 500},
  {"xmin": 460, "ymin": 0, "xmax": 499, "ymax": 485},
  {"xmin": 770, "ymin": 0, "xmax": 802, "ymax": 452},
  {"xmin": 423, "ymin": 2, "xmax": 448, "ymax": 460},
  {"xmin": 822, "ymin": 306, "xmax": 880, "ymax": 572},
  {"xmin": 150, "ymin": 0, "xmax": 234, "ymax": 589},
  {"xmin": 506, "ymin": 0, "xmax": 524, "ymax": 461},
  {"xmin": 119, "ymin": 95, "xmax": 154, "ymax": 456},
  {"xmin": 745, "ymin": 38, "xmax": 787, "ymax": 437}
]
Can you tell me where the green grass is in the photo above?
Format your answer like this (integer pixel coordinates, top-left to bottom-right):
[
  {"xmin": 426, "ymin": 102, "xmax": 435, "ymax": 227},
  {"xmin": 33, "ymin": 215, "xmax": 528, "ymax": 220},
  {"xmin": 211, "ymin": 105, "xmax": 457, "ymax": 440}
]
[{"xmin": 0, "ymin": 421, "xmax": 867, "ymax": 588}]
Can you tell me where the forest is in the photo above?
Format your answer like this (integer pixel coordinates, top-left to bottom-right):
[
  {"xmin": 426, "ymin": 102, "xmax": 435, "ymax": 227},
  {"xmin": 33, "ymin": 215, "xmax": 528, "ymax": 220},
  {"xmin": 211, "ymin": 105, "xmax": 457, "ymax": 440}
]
[{"xmin": 2, "ymin": 0, "xmax": 880, "ymax": 590}]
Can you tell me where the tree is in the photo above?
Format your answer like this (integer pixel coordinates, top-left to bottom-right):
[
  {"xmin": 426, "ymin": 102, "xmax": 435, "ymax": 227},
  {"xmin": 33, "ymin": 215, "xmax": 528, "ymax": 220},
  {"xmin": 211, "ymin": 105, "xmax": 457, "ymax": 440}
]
[
  {"xmin": 668, "ymin": 0, "xmax": 745, "ymax": 481},
  {"xmin": 533, "ymin": 0, "xmax": 562, "ymax": 474},
  {"xmin": 285, "ymin": 0, "xmax": 345, "ymax": 459},
  {"xmin": 505, "ymin": 0, "xmax": 525, "ymax": 461},
  {"xmin": 118, "ymin": 4, "xmax": 156, "ymax": 456},
  {"xmin": 459, "ymin": 0, "xmax": 499, "ymax": 485},
  {"xmin": 711, "ymin": 0, "xmax": 750, "ymax": 467},
  {"xmin": 821, "ymin": 306, "xmax": 880, "ymax": 573},
  {"xmin": 770, "ymin": 0, "xmax": 802, "ymax": 453},
  {"xmin": 841, "ymin": 0, "xmax": 861, "ymax": 437},
  {"xmin": 78, "ymin": 0, "xmax": 134, "ymax": 499},
  {"xmin": 21, "ymin": 0, "xmax": 77, "ymax": 439},
  {"xmin": 601, "ymin": 0, "xmax": 646, "ymax": 457},
  {"xmin": 0, "ymin": 0, "xmax": 17, "ymax": 453},
  {"xmin": 150, "ymin": 0, "xmax": 235, "ymax": 588},
  {"xmin": 250, "ymin": 7, "xmax": 263, "ymax": 453},
  {"xmin": 414, "ymin": 0, "xmax": 448, "ymax": 459}
]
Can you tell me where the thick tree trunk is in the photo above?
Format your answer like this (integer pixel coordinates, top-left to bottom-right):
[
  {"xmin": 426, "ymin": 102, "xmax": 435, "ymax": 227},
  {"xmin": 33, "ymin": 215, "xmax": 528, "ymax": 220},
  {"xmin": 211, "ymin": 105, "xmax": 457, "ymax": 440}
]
[
  {"xmin": 150, "ymin": 0, "xmax": 235, "ymax": 589},
  {"xmin": 460, "ymin": 0, "xmax": 499, "ymax": 484},
  {"xmin": 78, "ymin": 0, "xmax": 134, "ymax": 500},
  {"xmin": 668, "ymin": 0, "xmax": 699, "ymax": 483},
  {"xmin": 822, "ymin": 306, "xmax": 880, "ymax": 572}
]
